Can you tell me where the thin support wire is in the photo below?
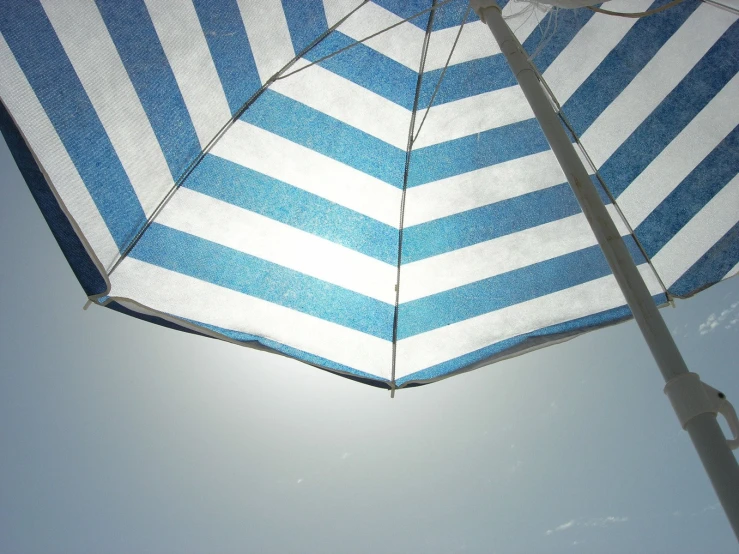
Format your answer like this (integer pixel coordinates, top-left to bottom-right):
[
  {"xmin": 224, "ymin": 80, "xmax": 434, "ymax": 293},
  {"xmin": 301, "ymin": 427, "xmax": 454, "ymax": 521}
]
[
  {"xmin": 534, "ymin": 70, "xmax": 672, "ymax": 301},
  {"xmin": 528, "ymin": 3, "xmax": 559, "ymax": 61},
  {"xmin": 507, "ymin": 2, "xmax": 547, "ymax": 35},
  {"xmin": 391, "ymin": 0, "xmax": 437, "ymax": 397},
  {"xmin": 412, "ymin": 5, "xmax": 473, "ymax": 145},
  {"xmin": 700, "ymin": 0, "xmax": 739, "ymax": 15},
  {"xmin": 277, "ymin": 0, "xmax": 456, "ymax": 81}
]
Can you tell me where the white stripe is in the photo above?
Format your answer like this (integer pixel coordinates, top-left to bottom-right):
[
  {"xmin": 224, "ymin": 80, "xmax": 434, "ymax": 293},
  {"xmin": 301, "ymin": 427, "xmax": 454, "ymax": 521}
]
[
  {"xmin": 324, "ymin": 0, "xmax": 365, "ymax": 25},
  {"xmin": 705, "ymin": 0, "xmax": 739, "ymax": 10},
  {"xmin": 541, "ymin": 0, "xmax": 653, "ymax": 105},
  {"xmin": 273, "ymin": 68, "xmax": 536, "ymax": 151},
  {"xmin": 400, "ymin": 205, "xmax": 630, "ymax": 303},
  {"xmin": 653, "ymin": 174, "xmax": 739, "ymax": 288},
  {"xmin": 41, "ymin": 0, "xmax": 173, "ymax": 216},
  {"xmin": 157, "ymin": 188, "xmax": 397, "ymax": 303},
  {"xmin": 324, "ymin": 0, "xmax": 544, "ymax": 72},
  {"xmin": 425, "ymin": 2, "xmax": 548, "ymax": 70},
  {"xmin": 144, "ymin": 0, "xmax": 232, "ymax": 148},
  {"xmin": 211, "ymin": 120, "xmax": 402, "ymax": 228},
  {"xmin": 725, "ymin": 262, "xmax": 739, "ymax": 281},
  {"xmin": 270, "ymin": 63, "xmax": 411, "ymax": 148},
  {"xmin": 325, "ymin": 0, "xmax": 426, "ymax": 71},
  {"xmin": 0, "ymin": 33, "xmax": 119, "ymax": 269},
  {"xmin": 395, "ymin": 264, "xmax": 663, "ymax": 378},
  {"xmin": 409, "ymin": 28, "xmax": 666, "ymax": 148},
  {"xmin": 238, "ymin": 0, "xmax": 296, "ymax": 83},
  {"xmin": 403, "ymin": 150, "xmax": 566, "ymax": 227},
  {"xmin": 582, "ymin": 3, "xmax": 736, "ymax": 168},
  {"xmin": 109, "ymin": 258, "xmax": 392, "ymax": 379},
  {"xmin": 424, "ymin": 21, "xmax": 499, "ymax": 71},
  {"xmin": 412, "ymin": 85, "xmax": 533, "ymax": 148},
  {"xmin": 617, "ymin": 73, "xmax": 739, "ymax": 228}
]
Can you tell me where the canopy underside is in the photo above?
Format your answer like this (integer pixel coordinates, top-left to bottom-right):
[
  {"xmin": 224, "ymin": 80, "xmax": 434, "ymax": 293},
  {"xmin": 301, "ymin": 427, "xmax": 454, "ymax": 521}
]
[{"xmin": 1, "ymin": 0, "xmax": 737, "ymax": 387}]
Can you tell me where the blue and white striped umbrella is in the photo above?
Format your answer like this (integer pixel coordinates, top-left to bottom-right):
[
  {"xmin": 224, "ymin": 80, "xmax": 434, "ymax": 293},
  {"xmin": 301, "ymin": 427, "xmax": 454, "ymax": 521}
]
[{"xmin": 0, "ymin": 0, "xmax": 737, "ymax": 390}]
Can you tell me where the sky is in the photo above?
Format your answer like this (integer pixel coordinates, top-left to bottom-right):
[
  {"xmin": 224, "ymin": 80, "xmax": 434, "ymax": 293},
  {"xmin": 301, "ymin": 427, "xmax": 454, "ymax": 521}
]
[{"xmin": 1, "ymin": 134, "xmax": 738, "ymax": 553}]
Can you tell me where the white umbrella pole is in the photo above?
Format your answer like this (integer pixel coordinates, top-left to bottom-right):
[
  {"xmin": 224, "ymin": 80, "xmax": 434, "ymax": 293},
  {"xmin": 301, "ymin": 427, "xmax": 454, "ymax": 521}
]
[{"xmin": 472, "ymin": 1, "xmax": 739, "ymax": 538}]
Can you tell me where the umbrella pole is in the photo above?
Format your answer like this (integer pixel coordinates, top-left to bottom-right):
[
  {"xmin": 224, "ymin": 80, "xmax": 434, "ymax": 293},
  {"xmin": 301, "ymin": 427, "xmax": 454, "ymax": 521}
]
[{"xmin": 472, "ymin": 0, "xmax": 739, "ymax": 538}]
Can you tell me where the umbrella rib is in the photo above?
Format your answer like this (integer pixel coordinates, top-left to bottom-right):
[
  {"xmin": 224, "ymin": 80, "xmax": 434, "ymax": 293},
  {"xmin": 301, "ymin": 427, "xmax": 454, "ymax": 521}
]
[
  {"xmin": 534, "ymin": 70, "xmax": 672, "ymax": 301},
  {"xmin": 391, "ymin": 0, "xmax": 438, "ymax": 395},
  {"xmin": 699, "ymin": 0, "xmax": 739, "ymax": 15},
  {"xmin": 104, "ymin": 1, "xmax": 371, "ymax": 278},
  {"xmin": 412, "ymin": 5, "xmax": 473, "ymax": 146},
  {"xmin": 275, "ymin": 0, "xmax": 457, "ymax": 82}
]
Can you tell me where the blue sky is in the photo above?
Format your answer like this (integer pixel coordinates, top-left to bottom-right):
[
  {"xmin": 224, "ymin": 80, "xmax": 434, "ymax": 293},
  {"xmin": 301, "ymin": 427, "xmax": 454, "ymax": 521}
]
[{"xmin": 1, "ymin": 135, "xmax": 738, "ymax": 553}]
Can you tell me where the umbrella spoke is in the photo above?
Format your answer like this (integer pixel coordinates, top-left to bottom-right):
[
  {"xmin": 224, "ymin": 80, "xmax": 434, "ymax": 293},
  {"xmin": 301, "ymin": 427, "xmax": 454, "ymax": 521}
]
[
  {"xmin": 276, "ymin": 0, "xmax": 458, "ymax": 82},
  {"xmin": 412, "ymin": 5, "xmax": 474, "ymax": 146}
]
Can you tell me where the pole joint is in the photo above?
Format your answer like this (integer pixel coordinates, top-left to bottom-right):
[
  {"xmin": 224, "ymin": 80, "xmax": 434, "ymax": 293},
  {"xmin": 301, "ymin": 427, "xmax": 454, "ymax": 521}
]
[
  {"xmin": 665, "ymin": 373, "xmax": 739, "ymax": 450},
  {"xmin": 470, "ymin": 0, "xmax": 501, "ymax": 22}
]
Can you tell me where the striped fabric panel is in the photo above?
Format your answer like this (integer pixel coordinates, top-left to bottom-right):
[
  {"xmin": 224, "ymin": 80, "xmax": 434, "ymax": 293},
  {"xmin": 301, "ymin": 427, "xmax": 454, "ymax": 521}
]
[{"xmin": 0, "ymin": 0, "xmax": 737, "ymax": 387}]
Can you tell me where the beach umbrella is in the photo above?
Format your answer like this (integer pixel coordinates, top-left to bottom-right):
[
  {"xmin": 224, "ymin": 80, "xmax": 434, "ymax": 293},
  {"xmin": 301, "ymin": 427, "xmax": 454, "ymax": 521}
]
[{"xmin": 1, "ymin": 0, "xmax": 738, "ymax": 536}]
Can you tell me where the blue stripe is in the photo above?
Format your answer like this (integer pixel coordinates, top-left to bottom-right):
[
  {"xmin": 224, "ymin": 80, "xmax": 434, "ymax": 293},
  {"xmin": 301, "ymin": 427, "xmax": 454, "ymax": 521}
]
[
  {"xmin": 187, "ymin": 321, "xmax": 390, "ymax": 386},
  {"xmin": 419, "ymin": 6, "xmax": 594, "ymax": 108},
  {"xmin": 96, "ymin": 0, "xmax": 201, "ymax": 182},
  {"xmin": 192, "ymin": 0, "xmax": 262, "ymax": 114},
  {"xmin": 374, "ymin": 0, "xmax": 478, "ymax": 31},
  {"xmin": 372, "ymin": 0, "xmax": 430, "ymax": 25},
  {"xmin": 307, "ymin": 32, "xmax": 419, "ymax": 109},
  {"xmin": 397, "ymin": 294, "xmax": 668, "ymax": 386},
  {"xmin": 418, "ymin": 55, "xmax": 517, "ymax": 109},
  {"xmin": 636, "ymin": 126, "xmax": 739, "ymax": 257},
  {"xmin": 600, "ymin": 25, "xmax": 739, "ymax": 197},
  {"xmin": 282, "ymin": 1, "xmax": 476, "ymax": 110},
  {"xmin": 241, "ymin": 90, "xmax": 406, "ymax": 187},
  {"xmin": 562, "ymin": 0, "xmax": 699, "ymax": 136},
  {"xmin": 430, "ymin": 0, "xmax": 482, "ymax": 30},
  {"xmin": 402, "ymin": 183, "xmax": 582, "ymax": 263},
  {"xmin": 520, "ymin": 7, "xmax": 595, "ymax": 76},
  {"xmin": 282, "ymin": 0, "xmax": 329, "ymax": 54},
  {"xmin": 0, "ymin": 100, "xmax": 108, "ymax": 295},
  {"xmin": 1, "ymin": 0, "xmax": 146, "ymax": 251},
  {"xmin": 282, "ymin": 0, "xmax": 418, "ymax": 109},
  {"xmin": 285, "ymin": 0, "xmax": 477, "ymax": 37},
  {"xmin": 129, "ymin": 223, "xmax": 395, "ymax": 340},
  {"xmin": 398, "ymin": 237, "xmax": 647, "ymax": 339},
  {"xmin": 402, "ymin": 178, "xmax": 615, "ymax": 263},
  {"xmin": 669, "ymin": 222, "xmax": 739, "ymax": 298},
  {"xmin": 408, "ymin": 118, "xmax": 549, "ymax": 186},
  {"xmin": 184, "ymin": 154, "xmax": 399, "ymax": 265}
]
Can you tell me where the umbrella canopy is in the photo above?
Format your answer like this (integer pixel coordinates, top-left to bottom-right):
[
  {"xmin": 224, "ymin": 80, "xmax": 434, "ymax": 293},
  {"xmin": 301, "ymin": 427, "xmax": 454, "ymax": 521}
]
[{"xmin": 0, "ymin": 0, "xmax": 737, "ymax": 390}]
